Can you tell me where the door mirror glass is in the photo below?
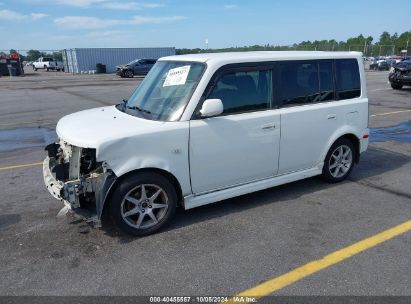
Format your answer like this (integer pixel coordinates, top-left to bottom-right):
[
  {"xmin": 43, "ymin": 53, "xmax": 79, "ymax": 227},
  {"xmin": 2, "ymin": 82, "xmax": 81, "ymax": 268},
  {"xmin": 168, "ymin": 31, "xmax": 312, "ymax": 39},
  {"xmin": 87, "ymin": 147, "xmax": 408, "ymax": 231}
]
[{"xmin": 200, "ymin": 99, "xmax": 224, "ymax": 118}]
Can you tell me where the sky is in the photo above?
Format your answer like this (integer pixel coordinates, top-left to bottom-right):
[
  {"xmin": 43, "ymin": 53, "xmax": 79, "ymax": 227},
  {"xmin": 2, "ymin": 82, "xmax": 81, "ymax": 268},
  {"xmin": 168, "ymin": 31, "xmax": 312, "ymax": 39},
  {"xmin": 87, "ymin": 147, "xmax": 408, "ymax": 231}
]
[{"xmin": 0, "ymin": 0, "xmax": 410, "ymax": 51}]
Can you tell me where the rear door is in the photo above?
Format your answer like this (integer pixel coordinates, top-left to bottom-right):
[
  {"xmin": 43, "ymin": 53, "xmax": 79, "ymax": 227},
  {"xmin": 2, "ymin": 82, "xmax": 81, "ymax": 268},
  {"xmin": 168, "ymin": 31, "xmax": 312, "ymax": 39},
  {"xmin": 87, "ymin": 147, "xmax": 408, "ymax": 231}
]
[
  {"xmin": 189, "ymin": 66, "xmax": 281, "ymax": 194},
  {"xmin": 277, "ymin": 59, "xmax": 362, "ymax": 174}
]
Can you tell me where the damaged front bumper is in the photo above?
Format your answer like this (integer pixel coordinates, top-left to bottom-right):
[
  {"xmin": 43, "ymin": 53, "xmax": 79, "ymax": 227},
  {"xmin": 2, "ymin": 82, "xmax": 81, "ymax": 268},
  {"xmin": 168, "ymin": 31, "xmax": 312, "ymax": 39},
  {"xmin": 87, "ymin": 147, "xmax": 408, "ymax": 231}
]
[{"xmin": 43, "ymin": 146, "xmax": 116, "ymax": 227}]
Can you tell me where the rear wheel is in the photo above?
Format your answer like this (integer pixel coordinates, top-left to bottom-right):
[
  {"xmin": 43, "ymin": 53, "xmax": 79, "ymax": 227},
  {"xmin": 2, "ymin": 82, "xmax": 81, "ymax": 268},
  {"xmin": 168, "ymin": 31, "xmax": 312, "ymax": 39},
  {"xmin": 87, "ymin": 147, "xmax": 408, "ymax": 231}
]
[
  {"xmin": 321, "ymin": 138, "xmax": 355, "ymax": 183},
  {"xmin": 110, "ymin": 172, "xmax": 177, "ymax": 236},
  {"xmin": 391, "ymin": 83, "xmax": 403, "ymax": 90}
]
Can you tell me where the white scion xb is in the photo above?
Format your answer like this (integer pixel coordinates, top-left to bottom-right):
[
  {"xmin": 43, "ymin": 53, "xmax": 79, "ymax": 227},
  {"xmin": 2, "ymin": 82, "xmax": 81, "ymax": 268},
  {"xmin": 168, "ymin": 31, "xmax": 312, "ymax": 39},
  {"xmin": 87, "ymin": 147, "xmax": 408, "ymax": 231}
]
[{"xmin": 43, "ymin": 51, "xmax": 369, "ymax": 236}]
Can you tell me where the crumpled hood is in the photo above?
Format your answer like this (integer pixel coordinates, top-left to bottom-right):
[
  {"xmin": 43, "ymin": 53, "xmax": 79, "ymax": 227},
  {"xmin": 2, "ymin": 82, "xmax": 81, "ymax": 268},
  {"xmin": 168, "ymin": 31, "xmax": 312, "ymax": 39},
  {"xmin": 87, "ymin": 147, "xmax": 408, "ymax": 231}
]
[{"xmin": 56, "ymin": 106, "xmax": 165, "ymax": 148}]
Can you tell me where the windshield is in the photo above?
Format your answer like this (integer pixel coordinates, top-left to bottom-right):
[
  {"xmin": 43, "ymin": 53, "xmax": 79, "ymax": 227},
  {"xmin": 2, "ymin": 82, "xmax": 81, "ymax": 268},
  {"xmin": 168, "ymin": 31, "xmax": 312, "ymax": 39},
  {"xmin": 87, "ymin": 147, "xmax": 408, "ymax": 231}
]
[
  {"xmin": 127, "ymin": 59, "xmax": 139, "ymax": 65},
  {"xmin": 123, "ymin": 61, "xmax": 205, "ymax": 121}
]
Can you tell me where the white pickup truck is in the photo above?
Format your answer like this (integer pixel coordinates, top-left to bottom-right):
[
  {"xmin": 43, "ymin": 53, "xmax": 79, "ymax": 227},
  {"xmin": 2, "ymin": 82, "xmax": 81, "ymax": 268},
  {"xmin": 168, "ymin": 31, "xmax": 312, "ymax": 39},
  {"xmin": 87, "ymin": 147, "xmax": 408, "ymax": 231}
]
[{"xmin": 32, "ymin": 57, "xmax": 64, "ymax": 71}]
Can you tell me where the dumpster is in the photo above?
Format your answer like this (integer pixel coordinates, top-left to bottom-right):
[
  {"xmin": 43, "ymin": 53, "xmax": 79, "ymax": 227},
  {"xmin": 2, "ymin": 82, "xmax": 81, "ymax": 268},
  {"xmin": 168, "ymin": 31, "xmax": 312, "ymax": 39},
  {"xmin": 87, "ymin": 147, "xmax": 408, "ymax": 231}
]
[{"xmin": 96, "ymin": 63, "xmax": 106, "ymax": 74}]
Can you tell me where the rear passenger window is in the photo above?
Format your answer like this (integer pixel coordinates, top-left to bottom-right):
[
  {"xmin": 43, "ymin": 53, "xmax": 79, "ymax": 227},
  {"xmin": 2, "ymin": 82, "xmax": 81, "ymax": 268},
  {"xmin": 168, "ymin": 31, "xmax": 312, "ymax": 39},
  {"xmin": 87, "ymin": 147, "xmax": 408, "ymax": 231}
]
[
  {"xmin": 335, "ymin": 59, "xmax": 361, "ymax": 99},
  {"xmin": 319, "ymin": 61, "xmax": 335, "ymax": 101},
  {"xmin": 208, "ymin": 69, "xmax": 272, "ymax": 115},
  {"xmin": 279, "ymin": 62, "xmax": 320, "ymax": 106}
]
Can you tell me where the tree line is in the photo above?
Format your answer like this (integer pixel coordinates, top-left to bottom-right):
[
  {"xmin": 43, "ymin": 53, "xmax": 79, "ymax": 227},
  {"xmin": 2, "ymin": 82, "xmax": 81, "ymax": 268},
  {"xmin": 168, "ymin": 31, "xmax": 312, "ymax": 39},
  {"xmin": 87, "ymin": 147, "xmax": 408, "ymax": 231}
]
[
  {"xmin": 1, "ymin": 30, "xmax": 410, "ymax": 60},
  {"xmin": 0, "ymin": 49, "xmax": 63, "ymax": 61},
  {"xmin": 176, "ymin": 31, "xmax": 411, "ymax": 56}
]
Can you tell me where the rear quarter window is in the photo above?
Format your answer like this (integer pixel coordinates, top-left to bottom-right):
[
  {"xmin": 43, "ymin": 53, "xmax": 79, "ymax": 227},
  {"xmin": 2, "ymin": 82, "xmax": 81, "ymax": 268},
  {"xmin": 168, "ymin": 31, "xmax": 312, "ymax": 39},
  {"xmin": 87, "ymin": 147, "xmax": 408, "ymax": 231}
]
[{"xmin": 335, "ymin": 59, "xmax": 361, "ymax": 100}]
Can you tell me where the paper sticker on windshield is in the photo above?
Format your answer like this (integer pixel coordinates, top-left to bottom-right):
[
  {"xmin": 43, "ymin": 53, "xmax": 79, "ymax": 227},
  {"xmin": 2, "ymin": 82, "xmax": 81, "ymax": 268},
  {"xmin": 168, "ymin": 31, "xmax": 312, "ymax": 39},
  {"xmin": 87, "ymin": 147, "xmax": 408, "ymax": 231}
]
[{"xmin": 163, "ymin": 65, "xmax": 191, "ymax": 87}]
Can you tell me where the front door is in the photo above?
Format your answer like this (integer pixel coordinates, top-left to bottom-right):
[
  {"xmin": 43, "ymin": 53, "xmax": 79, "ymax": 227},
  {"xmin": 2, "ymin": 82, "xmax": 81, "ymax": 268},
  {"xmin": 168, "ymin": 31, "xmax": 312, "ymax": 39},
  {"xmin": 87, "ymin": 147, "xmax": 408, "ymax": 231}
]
[{"xmin": 189, "ymin": 68, "xmax": 280, "ymax": 194}]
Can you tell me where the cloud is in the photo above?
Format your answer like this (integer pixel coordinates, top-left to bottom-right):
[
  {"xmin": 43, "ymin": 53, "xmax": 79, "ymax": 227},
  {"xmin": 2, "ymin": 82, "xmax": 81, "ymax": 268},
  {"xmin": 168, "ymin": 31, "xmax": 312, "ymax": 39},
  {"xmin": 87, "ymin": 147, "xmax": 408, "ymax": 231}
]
[
  {"xmin": 0, "ymin": 9, "xmax": 25, "ymax": 20},
  {"xmin": 30, "ymin": 13, "xmax": 48, "ymax": 20},
  {"xmin": 56, "ymin": 0, "xmax": 107, "ymax": 8},
  {"xmin": 54, "ymin": 16, "xmax": 120, "ymax": 29},
  {"xmin": 223, "ymin": 4, "xmax": 239, "ymax": 10},
  {"xmin": 54, "ymin": 15, "xmax": 185, "ymax": 29},
  {"xmin": 102, "ymin": 2, "xmax": 163, "ymax": 10},
  {"xmin": 131, "ymin": 15, "xmax": 186, "ymax": 24},
  {"xmin": 0, "ymin": 9, "xmax": 47, "ymax": 21},
  {"xmin": 56, "ymin": 0, "xmax": 163, "ymax": 10}
]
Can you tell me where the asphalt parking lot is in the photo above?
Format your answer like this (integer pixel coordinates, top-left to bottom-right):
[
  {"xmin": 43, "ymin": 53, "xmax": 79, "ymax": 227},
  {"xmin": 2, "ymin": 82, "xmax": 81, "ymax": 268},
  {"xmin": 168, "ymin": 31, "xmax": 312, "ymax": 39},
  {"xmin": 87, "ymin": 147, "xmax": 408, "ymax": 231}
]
[{"xmin": 0, "ymin": 69, "xmax": 410, "ymax": 297}]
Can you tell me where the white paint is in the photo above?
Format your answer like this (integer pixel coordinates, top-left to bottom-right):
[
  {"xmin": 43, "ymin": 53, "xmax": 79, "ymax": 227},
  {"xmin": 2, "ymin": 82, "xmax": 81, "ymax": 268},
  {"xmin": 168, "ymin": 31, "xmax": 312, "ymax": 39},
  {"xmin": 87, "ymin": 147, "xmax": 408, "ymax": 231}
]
[{"xmin": 51, "ymin": 51, "xmax": 369, "ymax": 212}]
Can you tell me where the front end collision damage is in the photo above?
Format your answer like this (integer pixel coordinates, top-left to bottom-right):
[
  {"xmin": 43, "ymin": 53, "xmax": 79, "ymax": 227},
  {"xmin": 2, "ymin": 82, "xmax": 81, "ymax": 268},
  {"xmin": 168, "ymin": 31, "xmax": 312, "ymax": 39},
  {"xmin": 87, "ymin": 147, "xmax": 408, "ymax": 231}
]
[{"xmin": 43, "ymin": 141, "xmax": 117, "ymax": 227}]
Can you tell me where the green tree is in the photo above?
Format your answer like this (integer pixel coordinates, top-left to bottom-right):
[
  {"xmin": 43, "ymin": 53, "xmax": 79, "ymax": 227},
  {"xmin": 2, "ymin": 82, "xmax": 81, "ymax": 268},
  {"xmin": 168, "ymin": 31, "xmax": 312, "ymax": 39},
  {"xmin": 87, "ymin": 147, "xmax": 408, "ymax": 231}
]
[
  {"xmin": 52, "ymin": 51, "xmax": 63, "ymax": 61},
  {"xmin": 26, "ymin": 49, "xmax": 41, "ymax": 61}
]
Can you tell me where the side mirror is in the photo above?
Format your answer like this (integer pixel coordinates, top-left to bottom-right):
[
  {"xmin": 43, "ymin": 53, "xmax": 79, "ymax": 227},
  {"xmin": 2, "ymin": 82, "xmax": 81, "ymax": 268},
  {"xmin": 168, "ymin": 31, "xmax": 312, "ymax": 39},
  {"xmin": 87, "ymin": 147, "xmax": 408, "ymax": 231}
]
[{"xmin": 199, "ymin": 99, "xmax": 224, "ymax": 118}]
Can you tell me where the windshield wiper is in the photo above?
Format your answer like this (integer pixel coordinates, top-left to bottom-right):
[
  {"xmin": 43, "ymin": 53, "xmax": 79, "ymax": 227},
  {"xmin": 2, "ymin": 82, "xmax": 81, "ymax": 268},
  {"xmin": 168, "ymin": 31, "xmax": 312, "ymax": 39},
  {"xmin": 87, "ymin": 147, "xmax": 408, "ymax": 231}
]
[{"xmin": 126, "ymin": 105, "xmax": 153, "ymax": 115}]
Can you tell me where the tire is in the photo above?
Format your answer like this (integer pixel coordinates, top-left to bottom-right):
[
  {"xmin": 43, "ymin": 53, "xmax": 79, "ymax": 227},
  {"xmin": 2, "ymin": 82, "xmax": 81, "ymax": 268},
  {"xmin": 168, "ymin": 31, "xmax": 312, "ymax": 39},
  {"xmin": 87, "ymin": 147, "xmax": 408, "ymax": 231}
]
[
  {"xmin": 321, "ymin": 138, "xmax": 355, "ymax": 183},
  {"xmin": 125, "ymin": 70, "xmax": 134, "ymax": 78},
  {"xmin": 110, "ymin": 172, "xmax": 177, "ymax": 236},
  {"xmin": 391, "ymin": 83, "xmax": 403, "ymax": 90},
  {"xmin": 33, "ymin": 66, "xmax": 37, "ymax": 71}
]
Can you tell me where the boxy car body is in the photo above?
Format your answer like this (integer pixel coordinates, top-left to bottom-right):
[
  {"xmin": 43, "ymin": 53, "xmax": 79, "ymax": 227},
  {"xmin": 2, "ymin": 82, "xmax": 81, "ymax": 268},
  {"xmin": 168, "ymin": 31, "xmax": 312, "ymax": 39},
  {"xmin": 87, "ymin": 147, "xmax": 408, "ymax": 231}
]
[{"xmin": 43, "ymin": 51, "xmax": 369, "ymax": 235}]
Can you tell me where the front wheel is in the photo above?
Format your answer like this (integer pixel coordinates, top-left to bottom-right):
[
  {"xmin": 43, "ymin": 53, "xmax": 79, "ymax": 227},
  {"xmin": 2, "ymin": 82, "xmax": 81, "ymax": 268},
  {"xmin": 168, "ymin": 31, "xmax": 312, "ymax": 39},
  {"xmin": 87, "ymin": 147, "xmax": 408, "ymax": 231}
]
[
  {"xmin": 321, "ymin": 138, "xmax": 355, "ymax": 183},
  {"xmin": 391, "ymin": 83, "xmax": 403, "ymax": 90},
  {"xmin": 110, "ymin": 172, "xmax": 177, "ymax": 236},
  {"xmin": 125, "ymin": 70, "xmax": 134, "ymax": 78}
]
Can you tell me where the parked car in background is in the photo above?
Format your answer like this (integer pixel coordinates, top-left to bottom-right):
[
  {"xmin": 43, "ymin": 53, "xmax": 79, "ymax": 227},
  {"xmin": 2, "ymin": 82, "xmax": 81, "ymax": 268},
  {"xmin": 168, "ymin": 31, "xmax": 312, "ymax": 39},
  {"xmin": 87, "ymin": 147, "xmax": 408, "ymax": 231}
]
[
  {"xmin": 32, "ymin": 57, "xmax": 64, "ymax": 71},
  {"xmin": 369, "ymin": 59, "xmax": 389, "ymax": 70},
  {"xmin": 389, "ymin": 60, "xmax": 411, "ymax": 89},
  {"xmin": 116, "ymin": 59, "xmax": 157, "ymax": 78},
  {"xmin": 43, "ymin": 51, "xmax": 369, "ymax": 236},
  {"xmin": 386, "ymin": 58, "xmax": 397, "ymax": 67}
]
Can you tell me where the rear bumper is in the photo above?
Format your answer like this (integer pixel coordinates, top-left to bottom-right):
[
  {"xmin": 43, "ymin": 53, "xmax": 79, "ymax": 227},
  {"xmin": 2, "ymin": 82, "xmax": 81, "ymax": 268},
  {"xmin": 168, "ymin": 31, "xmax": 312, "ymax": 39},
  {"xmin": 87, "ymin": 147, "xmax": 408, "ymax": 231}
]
[{"xmin": 359, "ymin": 128, "xmax": 369, "ymax": 155}]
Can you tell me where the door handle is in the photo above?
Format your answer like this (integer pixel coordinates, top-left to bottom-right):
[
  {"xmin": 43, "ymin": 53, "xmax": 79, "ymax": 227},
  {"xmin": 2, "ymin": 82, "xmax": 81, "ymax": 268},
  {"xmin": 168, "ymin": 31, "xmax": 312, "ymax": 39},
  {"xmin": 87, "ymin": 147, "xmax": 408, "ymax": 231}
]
[
  {"xmin": 261, "ymin": 123, "xmax": 276, "ymax": 130},
  {"xmin": 327, "ymin": 114, "xmax": 337, "ymax": 120}
]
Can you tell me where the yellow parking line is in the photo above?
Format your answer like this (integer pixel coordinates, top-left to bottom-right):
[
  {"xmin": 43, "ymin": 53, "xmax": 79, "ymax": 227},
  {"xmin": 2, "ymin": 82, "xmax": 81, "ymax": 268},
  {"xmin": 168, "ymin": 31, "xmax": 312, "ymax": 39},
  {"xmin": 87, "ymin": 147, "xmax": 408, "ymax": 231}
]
[
  {"xmin": 0, "ymin": 162, "xmax": 43, "ymax": 171},
  {"xmin": 370, "ymin": 109, "xmax": 411, "ymax": 117},
  {"xmin": 230, "ymin": 219, "xmax": 411, "ymax": 300}
]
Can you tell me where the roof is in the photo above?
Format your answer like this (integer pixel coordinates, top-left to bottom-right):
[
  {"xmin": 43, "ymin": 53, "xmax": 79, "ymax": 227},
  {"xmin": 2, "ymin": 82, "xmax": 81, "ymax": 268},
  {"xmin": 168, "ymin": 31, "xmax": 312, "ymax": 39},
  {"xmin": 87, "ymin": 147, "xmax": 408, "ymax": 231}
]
[{"xmin": 159, "ymin": 51, "xmax": 363, "ymax": 65}]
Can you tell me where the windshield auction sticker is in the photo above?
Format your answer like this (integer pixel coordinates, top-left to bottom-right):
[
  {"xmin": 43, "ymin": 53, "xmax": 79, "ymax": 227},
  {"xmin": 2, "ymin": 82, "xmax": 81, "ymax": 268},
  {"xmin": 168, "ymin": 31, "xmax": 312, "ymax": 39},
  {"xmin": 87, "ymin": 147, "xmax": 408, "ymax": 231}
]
[{"xmin": 163, "ymin": 65, "xmax": 191, "ymax": 87}]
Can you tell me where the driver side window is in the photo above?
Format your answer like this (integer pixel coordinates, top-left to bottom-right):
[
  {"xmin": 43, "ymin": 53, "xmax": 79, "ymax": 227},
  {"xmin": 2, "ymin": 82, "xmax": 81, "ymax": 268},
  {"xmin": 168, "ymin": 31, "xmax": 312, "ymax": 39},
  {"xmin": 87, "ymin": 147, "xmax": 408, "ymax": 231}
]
[{"xmin": 207, "ymin": 69, "xmax": 272, "ymax": 115}]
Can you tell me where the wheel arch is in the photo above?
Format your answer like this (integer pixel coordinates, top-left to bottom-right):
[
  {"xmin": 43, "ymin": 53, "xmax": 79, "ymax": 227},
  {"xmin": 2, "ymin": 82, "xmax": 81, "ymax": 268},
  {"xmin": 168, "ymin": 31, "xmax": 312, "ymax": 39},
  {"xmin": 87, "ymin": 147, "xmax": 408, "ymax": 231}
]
[
  {"xmin": 328, "ymin": 133, "xmax": 360, "ymax": 163},
  {"xmin": 101, "ymin": 167, "xmax": 184, "ymax": 220}
]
